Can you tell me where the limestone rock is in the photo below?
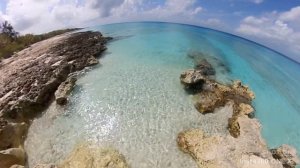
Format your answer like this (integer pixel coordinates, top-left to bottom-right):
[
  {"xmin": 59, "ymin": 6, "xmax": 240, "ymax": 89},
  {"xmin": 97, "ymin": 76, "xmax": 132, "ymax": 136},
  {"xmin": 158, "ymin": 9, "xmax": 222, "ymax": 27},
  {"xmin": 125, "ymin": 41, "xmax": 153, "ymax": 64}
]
[
  {"xmin": 59, "ymin": 144, "xmax": 129, "ymax": 168},
  {"xmin": 55, "ymin": 77, "xmax": 77, "ymax": 105},
  {"xmin": 271, "ymin": 145, "xmax": 300, "ymax": 168},
  {"xmin": 177, "ymin": 128, "xmax": 283, "ymax": 168},
  {"xmin": 0, "ymin": 31, "xmax": 110, "ymax": 121},
  {"xmin": 180, "ymin": 69, "xmax": 205, "ymax": 90},
  {"xmin": 86, "ymin": 56, "xmax": 99, "ymax": 66}
]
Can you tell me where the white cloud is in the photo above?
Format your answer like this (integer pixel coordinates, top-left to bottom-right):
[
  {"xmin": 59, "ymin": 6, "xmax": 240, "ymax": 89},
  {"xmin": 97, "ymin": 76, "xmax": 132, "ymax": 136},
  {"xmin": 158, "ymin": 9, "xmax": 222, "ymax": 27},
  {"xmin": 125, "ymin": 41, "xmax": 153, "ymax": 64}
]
[
  {"xmin": 0, "ymin": 0, "xmax": 204, "ymax": 34},
  {"xmin": 236, "ymin": 6, "xmax": 300, "ymax": 62}
]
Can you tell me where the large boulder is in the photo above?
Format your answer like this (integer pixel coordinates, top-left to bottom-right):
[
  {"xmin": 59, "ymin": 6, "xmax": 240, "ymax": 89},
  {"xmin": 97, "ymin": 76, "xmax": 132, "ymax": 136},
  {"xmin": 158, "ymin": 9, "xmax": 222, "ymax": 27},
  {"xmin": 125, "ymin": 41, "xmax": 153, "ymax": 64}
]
[
  {"xmin": 271, "ymin": 145, "xmax": 300, "ymax": 168},
  {"xmin": 55, "ymin": 77, "xmax": 77, "ymax": 105}
]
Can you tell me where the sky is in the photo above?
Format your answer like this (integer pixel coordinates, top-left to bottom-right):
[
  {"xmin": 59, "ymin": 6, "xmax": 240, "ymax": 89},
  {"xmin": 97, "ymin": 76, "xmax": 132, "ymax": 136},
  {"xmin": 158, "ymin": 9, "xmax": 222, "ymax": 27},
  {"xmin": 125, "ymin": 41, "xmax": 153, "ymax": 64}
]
[{"xmin": 0, "ymin": 0, "xmax": 300, "ymax": 62}]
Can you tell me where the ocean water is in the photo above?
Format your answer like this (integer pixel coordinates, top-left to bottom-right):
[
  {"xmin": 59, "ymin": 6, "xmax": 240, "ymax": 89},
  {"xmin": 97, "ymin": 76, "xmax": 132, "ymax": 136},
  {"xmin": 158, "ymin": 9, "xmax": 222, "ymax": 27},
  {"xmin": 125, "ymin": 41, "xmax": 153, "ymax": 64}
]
[{"xmin": 25, "ymin": 22, "xmax": 300, "ymax": 167}]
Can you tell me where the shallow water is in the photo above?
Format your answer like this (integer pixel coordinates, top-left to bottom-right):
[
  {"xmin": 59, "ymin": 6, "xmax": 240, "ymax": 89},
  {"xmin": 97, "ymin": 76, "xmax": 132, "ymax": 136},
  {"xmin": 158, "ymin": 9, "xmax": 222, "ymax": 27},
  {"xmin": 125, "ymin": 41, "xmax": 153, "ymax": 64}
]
[{"xmin": 25, "ymin": 22, "xmax": 300, "ymax": 167}]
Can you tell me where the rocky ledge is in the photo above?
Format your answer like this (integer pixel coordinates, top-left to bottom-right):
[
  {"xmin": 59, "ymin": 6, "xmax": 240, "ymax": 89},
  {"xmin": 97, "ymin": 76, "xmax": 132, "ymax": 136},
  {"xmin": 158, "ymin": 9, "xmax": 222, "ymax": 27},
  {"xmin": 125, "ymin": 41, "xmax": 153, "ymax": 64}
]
[
  {"xmin": 178, "ymin": 59, "xmax": 299, "ymax": 168},
  {"xmin": 0, "ymin": 31, "xmax": 112, "ymax": 168}
]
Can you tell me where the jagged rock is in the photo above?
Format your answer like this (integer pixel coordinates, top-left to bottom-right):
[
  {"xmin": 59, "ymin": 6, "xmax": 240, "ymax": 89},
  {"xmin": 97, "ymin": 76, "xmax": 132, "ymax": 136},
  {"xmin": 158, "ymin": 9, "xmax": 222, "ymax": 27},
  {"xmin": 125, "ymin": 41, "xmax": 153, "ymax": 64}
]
[
  {"xmin": 194, "ymin": 59, "xmax": 216, "ymax": 76},
  {"xmin": 0, "ymin": 31, "xmax": 110, "ymax": 166},
  {"xmin": 55, "ymin": 77, "xmax": 77, "ymax": 105},
  {"xmin": 86, "ymin": 56, "xmax": 99, "ymax": 66},
  {"xmin": 59, "ymin": 144, "xmax": 129, "ymax": 168},
  {"xmin": 193, "ymin": 80, "xmax": 255, "ymax": 115},
  {"xmin": 180, "ymin": 69, "xmax": 206, "ymax": 90},
  {"xmin": 0, "ymin": 148, "xmax": 26, "ymax": 168},
  {"xmin": 0, "ymin": 31, "xmax": 110, "ymax": 121},
  {"xmin": 271, "ymin": 145, "xmax": 300, "ymax": 168},
  {"xmin": 177, "ymin": 127, "xmax": 284, "ymax": 168},
  {"xmin": 33, "ymin": 164, "xmax": 57, "ymax": 168},
  {"xmin": 0, "ymin": 120, "xmax": 28, "ymax": 150}
]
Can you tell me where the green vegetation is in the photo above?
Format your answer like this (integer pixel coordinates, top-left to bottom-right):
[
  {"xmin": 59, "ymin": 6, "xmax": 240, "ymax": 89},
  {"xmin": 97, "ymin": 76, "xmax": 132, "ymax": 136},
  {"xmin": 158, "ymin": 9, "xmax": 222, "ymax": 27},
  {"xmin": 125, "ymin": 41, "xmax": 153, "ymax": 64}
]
[{"xmin": 0, "ymin": 21, "xmax": 80, "ymax": 59}]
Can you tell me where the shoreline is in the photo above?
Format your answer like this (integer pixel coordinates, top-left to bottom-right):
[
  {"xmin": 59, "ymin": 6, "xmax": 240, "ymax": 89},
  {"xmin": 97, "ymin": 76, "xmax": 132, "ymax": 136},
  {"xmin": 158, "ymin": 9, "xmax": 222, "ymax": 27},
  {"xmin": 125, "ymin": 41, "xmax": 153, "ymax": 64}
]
[
  {"xmin": 0, "ymin": 29, "xmax": 299, "ymax": 168},
  {"xmin": 0, "ymin": 31, "xmax": 112, "ymax": 168},
  {"xmin": 178, "ymin": 60, "xmax": 299, "ymax": 168}
]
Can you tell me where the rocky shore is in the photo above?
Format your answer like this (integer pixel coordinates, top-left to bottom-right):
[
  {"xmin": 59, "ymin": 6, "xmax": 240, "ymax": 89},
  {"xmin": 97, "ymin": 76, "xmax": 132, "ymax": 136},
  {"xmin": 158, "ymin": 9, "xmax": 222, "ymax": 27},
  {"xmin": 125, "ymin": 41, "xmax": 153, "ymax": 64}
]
[
  {"xmin": 0, "ymin": 31, "xmax": 116, "ymax": 168},
  {"xmin": 178, "ymin": 59, "xmax": 299, "ymax": 168}
]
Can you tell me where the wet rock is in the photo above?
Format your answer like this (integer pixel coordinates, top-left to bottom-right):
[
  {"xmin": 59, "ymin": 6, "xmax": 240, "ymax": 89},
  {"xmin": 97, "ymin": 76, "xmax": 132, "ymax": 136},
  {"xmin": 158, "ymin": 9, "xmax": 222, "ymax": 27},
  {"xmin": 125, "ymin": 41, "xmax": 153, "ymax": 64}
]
[
  {"xmin": 194, "ymin": 59, "xmax": 215, "ymax": 76},
  {"xmin": 59, "ymin": 144, "xmax": 129, "ymax": 168},
  {"xmin": 271, "ymin": 145, "xmax": 300, "ymax": 168},
  {"xmin": 193, "ymin": 80, "xmax": 255, "ymax": 115},
  {"xmin": 86, "ymin": 56, "xmax": 99, "ymax": 66},
  {"xmin": 0, "ymin": 148, "xmax": 26, "ymax": 168},
  {"xmin": 180, "ymin": 69, "xmax": 205, "ymax": 91},
  {"xmin": 55, "ymin": 77, "xmax": 77, "ymax": 105}
]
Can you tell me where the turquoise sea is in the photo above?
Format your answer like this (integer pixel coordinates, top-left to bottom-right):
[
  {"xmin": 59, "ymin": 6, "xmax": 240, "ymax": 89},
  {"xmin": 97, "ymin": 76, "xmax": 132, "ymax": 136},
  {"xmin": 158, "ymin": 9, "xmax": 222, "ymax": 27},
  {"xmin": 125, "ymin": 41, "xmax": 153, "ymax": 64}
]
[{"xmin": 25, "ymin": 22, "xmax": 300, "ymax": 168}]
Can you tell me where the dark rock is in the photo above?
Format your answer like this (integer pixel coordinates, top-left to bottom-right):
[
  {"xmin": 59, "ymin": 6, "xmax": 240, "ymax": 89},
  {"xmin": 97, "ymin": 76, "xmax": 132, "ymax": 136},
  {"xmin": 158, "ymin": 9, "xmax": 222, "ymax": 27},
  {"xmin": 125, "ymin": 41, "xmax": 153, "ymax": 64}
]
[
  {"xmin": 271, "ymin": 145, "xmax": 300, "ymax": 168},
  {"xmin": 194, "ymin": 59, "xmax": 215, "ymax": 76},
  {"xmin": 0, "ymin": 148, "xmax": 26, "ymax": 168}
]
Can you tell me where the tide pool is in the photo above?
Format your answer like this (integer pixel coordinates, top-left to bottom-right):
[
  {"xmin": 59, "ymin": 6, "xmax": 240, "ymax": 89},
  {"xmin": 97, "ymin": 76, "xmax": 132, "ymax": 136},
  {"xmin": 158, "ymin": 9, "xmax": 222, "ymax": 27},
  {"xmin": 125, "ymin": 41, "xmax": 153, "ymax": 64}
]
[{"xmin": 25, "ymin": 22, "xmax": 300, "ymax": 168}]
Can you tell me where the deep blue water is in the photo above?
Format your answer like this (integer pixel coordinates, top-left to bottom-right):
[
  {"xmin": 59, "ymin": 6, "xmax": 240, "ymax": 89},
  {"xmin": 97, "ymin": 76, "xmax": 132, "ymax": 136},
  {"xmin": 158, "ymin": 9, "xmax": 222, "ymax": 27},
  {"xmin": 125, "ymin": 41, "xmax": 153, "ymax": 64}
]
[{"xmin": 25, "ymin": 22, "xmax": 300, "ymax": 167}]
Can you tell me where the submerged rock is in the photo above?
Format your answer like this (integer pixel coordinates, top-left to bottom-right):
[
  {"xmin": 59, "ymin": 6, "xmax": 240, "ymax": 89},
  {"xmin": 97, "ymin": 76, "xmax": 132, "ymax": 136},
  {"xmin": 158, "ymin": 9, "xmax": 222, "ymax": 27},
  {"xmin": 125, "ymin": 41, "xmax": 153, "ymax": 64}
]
[
  {"xmin": 271, "ymin": 145, "xmax": 300, "ymax": 168},
  {"xmin": 194, "ymin": 59, "xmax": 216, "ymax": 76},
  {"xmin": 55, "ymin": 77, "xmax": 77, "ymax": 105},
  {"xmin": 59, "ymin": 144, "xmax": 129, "ymax": 168}
]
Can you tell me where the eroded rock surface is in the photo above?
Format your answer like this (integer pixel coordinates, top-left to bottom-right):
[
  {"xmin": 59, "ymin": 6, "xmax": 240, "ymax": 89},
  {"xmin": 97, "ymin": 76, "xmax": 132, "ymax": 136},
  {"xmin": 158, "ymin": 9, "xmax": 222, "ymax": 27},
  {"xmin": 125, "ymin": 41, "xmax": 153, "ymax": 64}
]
[
  {"xmin": 179, "ymin": 63, "xmax": 299, "ymax": 168},
  {"xmin": 0, "ymin": 31, "xmax": 110, "ymax": 167},
  {"xmin": 55, "ymin": 77, "xmax": 77, "ymax": 105},
  {"xmin": 59, "ymin": 144, "xmax": 129, "ymax": 168},
  {"xmin": 0, "ymin": 31, "xmax": 109, "ymax": 121}
]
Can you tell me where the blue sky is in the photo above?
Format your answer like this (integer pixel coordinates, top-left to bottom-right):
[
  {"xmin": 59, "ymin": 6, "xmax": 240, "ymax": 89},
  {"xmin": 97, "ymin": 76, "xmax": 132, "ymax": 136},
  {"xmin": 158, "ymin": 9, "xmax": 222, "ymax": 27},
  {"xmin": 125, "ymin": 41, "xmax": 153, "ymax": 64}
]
[{"xmin": 0, "ymin": 0, "xmax": 300, "ymax": 62}]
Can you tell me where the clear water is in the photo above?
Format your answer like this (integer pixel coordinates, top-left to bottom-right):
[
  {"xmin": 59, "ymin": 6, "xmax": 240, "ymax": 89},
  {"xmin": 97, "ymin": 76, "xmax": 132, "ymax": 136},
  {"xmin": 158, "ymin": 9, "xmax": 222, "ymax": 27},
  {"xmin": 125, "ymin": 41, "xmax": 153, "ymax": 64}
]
[{"xmin": 25, "ymin": 22, "xmax": 300, "ymax": 167}]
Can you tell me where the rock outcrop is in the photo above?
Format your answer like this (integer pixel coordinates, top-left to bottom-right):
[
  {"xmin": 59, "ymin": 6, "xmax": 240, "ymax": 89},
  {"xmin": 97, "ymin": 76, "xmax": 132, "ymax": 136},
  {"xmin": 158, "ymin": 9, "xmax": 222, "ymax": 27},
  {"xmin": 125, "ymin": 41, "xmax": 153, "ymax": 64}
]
[
  {"xmin": 59, "ymin": 144, "xmax": 129, "ymax": 168},
  {"xmin": 0, "ymin": 31, "xmax": 111, "ymax": 167},
  {"xmin": 55, "ymin": 77, "xmax": 77, "ymax": 105},
  {"xmin": 179, "ymin": 62, "xmax": 299, "ymax": 168},
  {"xmin": 271, "ymin": 145, "xmax": 300, "ymax": 168}
]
